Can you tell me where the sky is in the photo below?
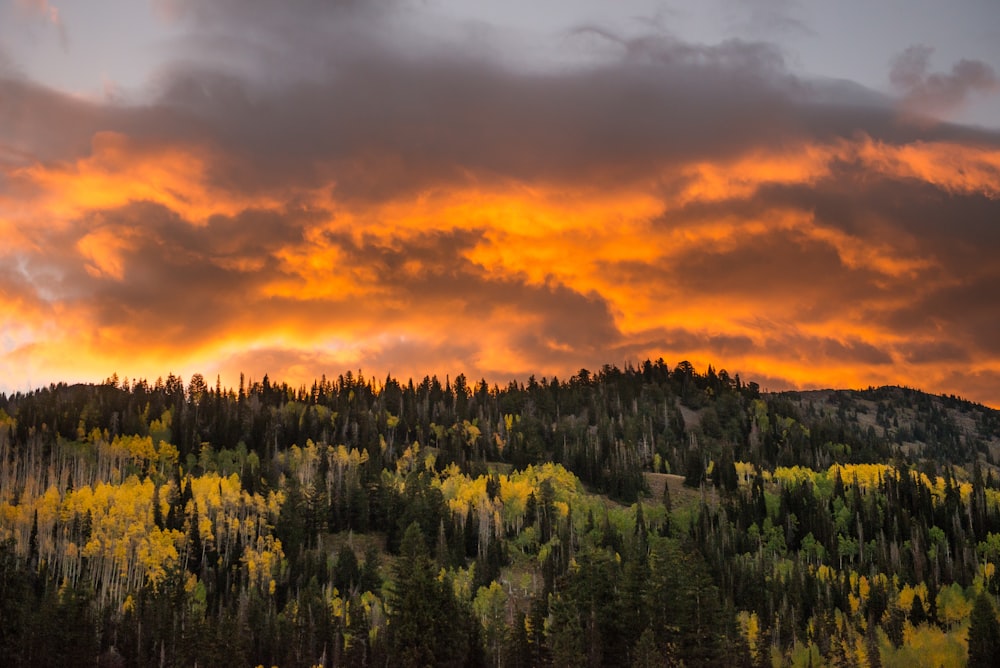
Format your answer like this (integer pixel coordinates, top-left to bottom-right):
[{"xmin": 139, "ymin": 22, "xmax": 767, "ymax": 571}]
[{"xmin": 2, "ymin": 0, "xmax": 1000, "ymax": 407}]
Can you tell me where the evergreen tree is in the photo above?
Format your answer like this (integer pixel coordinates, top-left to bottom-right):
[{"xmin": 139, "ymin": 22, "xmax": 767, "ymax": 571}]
[
  {"xmin": 360, "ymin": 544, "xmax": 382, "ymax": 593},
  {"xmin": 968, "ymin": 591, "xmax": 1000, "ymax": 668},
  {"xmin": 388, "ymin": 521, "xmax": 472, "ymax": 667},
  {"xmin": 388, "ymin": 522, "xmax": 438, "ymax": 667},
  {"xmin": 187, "ymin": 502, "xmax": 203, "ymax": 574},
  {"xmin": 547, "ymin": 593, "xmax": 585, "ymax": 668},
  {"xmin": 333, "ymin": 543, "xmax": 360, "ymax": 595},
  {"xmin": 631, "ymin": 627, "xmax": 663, "ymax": 668}
]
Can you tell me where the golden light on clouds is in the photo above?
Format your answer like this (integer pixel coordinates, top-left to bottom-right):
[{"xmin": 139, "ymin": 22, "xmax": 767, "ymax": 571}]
[
  {"xmin": 3, "ymin": 134, "xmax": 1000, "ymax": 398},
  {"xmin": 9, "ymin": 132, "xmax": 284, "ymax": 226},
  {"xmin": 3, "ymin": 9, "xmax": 1000, "ymax": 408}
]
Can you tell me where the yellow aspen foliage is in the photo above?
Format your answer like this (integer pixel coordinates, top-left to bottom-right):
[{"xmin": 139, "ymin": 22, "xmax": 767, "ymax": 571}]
[
  {"xmin": 0, "ymin": 461, "xmax": 284, "ymax": 611},
  {"xmin": 396, "ymin": 442, "xmax": 423, "ymax": 474},
  {"xmin": 330, "ymin": 592, "xmax": 346, "ymax": 621},
  {"xmin": 894, "ymin": 622, "xmax": 968, "ymax": 667},
  {"xmin": 827, "ymin": 463, "xmax": 894, "ymax": 491},
  {"xmin": 459, "ymin": 420, "xmax": 481, "ymax": 446},
  {"xmin": 184, "ymin": 573, "xmax": 199, "ymax": 595},
  {"xmin": 897, "ymin": 583, "xmax": 927, "ymax": 615},
  {"xmin": 243, "ymin": 534, "xmax": 285, "ymax": 593},
  {"xmin": 737, "ymin": 611, "xmax": 760, "ymax": 658},
  {"xmin": 734, "ymin": 461, "xmax": 752, "ymax": 483},
  {"xmin": 156, "ymin": 441, "xmax": 179, "ymax": 468},
  {"xmin": 135, "ymin": 527, "xmax": 179, "ymax": 590},
  {"xmin": 858, "ymin": 575, "xmax": 871, "ymax": 603},
  {"xmin": 772, "ymin": 466, "xmax": 817, "ymax": 487}
]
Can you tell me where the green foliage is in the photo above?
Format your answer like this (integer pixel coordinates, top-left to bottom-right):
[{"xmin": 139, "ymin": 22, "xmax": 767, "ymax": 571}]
[
  {"xmin": 387, "ymin": 522, "xmax": 477, "ymax": 667},
  {"xmin": 387, "ymin": 522, "xmax": 440, "ymax": 666},
  {"xmin": 968, "ymin": 591, "xmax": 1000, "ymax": 668}
]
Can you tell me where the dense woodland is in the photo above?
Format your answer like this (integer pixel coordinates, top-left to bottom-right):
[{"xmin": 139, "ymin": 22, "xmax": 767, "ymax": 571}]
[{"xmin": 2, "ymin": 361, "xmax": 1000, "ymax": 666}]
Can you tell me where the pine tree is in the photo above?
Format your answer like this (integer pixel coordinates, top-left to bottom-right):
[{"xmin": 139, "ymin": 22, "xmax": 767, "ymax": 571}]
[
  {"xmin": 360, "ymin": 544, "xmax": 382, "ymax": 593},
  {"xmin": 547, "ymin": 593, "xmax": 585, "ymax": 668},
  {"xmin": 187, "ymin": 502, "xmax": 203, "ymax": 574},
  {"xmin": 152, "ymin": 484, "xmax": 164, "ymax": 529},
  {"xmin": 333, "ymin": 543, "xmax": 359, "ymax": 595},
  {"xmin": 388, "ymin": 522, "xmax": 437, "ymax": 667},
  {"xmin": 631, "ymin": 627, "xmax": 663, "ymax": 668},
  {"xmin": 968, "ymin": 591, "xmax": 1000, "ymax": 668},
  {"xmin": 28, "ymin": 510, "xmax": 39, "ymax": 566},
  {"xmin": 387, "ymin": 521, "xmax": 472, "ymax": 667}
]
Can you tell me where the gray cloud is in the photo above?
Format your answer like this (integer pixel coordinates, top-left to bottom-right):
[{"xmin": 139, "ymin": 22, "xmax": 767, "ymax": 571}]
[
  {"xmin": 903, "ymin": 341, "xmax": 971, "ymax": 365},
  {"xmin": 890, "ymin": 45, "xmax": 999, "ymax": 115},
  {"xmin": 0, "ymin": 44, "xmax": 15, "ymax": 76},
  {"xmin": 3, "ymin": 9, "xmax": 998, "ymax": 200},
  {"xmin": 721, "ymin": 0, "xmax": 813, "ymax": 38}
]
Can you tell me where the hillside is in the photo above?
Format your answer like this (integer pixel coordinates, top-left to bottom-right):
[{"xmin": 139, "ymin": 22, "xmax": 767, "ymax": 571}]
[
  {"xmin": 2, "ymin": 362, "xmax": 1000, "ymax": 666},
  {"xmin": 774, "ymin": 386, "xmax": 1000, "ymax": 465}
]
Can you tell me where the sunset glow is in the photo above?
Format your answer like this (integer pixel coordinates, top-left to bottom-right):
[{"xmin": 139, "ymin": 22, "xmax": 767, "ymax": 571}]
[{"xmin": 2, "ymin": 1, "xmax": 1000, "ymax": 406}]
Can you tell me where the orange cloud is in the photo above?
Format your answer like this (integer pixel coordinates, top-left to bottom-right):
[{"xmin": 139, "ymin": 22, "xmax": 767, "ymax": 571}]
[
  {"xmin": 854, "ymin": 138, "xmax": 1000, "ymax": 197},
  {"xmin": 76, "ymin": 226, "xmax": 136, "ymax": 280},
  {"xmin": 4, "ymin": 122, "xmax": 1000, "ymax": 407},
  {"xmin": 9, "ymin": 132, "xmax": 286, "ymax": 231}
]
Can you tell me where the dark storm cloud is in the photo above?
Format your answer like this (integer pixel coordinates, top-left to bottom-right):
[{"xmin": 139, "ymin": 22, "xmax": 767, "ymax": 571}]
[
  {"xmin": 131, "ymin": 48, "xmax": 992, "ymax": 209},
  {"xmin": 148, "ymin": 49, "xmax": 807, "ymax": 198},
  {"xmin": 143, "ymin": 18, "xmax": 997, "ymax": 203},
  {"xmin": 0, "ymin": 7, "xmax": 899, "ymax": 188}
]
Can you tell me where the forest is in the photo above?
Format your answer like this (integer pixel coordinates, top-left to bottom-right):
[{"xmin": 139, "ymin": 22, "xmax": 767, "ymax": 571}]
[{"xmin": 2, "ymin": 360, "xmax": 1000, "ymax": 666}]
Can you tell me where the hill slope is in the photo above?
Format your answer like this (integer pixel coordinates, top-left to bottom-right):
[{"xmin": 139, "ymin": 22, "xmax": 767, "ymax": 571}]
[{"xmin": 2, "ymin": 363, "xmax": 1000, "ymax": 666}]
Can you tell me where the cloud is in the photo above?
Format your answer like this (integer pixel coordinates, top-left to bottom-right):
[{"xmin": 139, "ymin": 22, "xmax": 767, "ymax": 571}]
[
  {"xmin": 903, "ymin": 341, "xmax": 971, "ymax": 365},
  {"xmin": 890, "ymin": 45, "xmax": 999, "ymax": 116},
  {"xmin": 16, "ymin": 0, "xmax": 67, "ymax": 49},
  {"xmin": 0, "ymin": 45, "xmax": 15, "ymax": 77},
  {"xmin": 2, "ymin": 3, "xmax": 1000, "ymax": 406},
  {"xmin": 721, "ymin": 0, "xmax": 813, "ymax": 38}
]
